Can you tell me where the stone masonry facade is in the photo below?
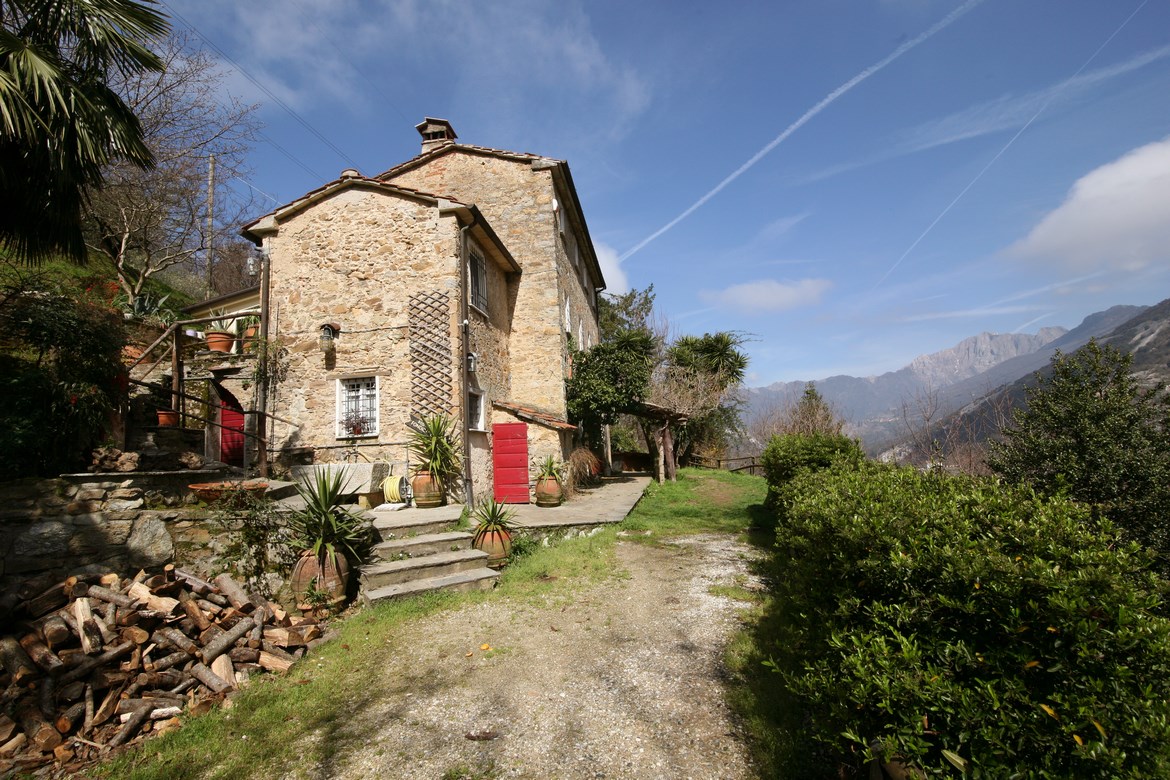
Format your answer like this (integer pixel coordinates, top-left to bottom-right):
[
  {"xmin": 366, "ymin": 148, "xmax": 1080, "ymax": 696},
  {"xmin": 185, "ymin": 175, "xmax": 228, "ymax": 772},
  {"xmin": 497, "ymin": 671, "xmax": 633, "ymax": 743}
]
[{"xmin": 243, "ymin": 120, "xmax": 603, "ymax": 502}]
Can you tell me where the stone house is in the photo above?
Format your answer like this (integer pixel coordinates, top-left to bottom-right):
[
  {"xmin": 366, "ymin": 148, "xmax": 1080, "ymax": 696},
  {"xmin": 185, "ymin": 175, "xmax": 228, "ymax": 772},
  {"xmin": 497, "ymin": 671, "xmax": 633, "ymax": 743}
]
[{"xmin": 240, "ymin": 119, "xmax": 605, "ymax": 503}]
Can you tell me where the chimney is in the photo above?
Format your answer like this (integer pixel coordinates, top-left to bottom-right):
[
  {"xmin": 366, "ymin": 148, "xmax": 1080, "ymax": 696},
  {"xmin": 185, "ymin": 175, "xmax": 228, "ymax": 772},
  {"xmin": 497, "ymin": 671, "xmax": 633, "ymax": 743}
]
[{"xmin": 416, "ymin": 117, "xmax": 457, "ymax": 153}]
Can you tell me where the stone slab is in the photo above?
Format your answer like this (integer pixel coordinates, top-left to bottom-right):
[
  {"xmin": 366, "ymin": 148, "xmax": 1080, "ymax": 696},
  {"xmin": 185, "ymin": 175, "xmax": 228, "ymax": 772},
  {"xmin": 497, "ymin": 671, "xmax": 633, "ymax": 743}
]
[{"xmin": 289, "ymin": 463, "xmax": 390, "ymax": 494}]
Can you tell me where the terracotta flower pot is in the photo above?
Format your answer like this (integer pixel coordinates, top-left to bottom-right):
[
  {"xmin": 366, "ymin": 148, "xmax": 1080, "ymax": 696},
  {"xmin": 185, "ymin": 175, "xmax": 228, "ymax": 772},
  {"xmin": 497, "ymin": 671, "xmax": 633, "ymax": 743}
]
[
  {"xmin": 411, "ymin": 471, "xmax": 445, "ymax": 508},
  {"xmin": 204, "ymin": 330, "xmax": 235, "ymax": 353},
  {"xmin": 534, "ymin": 477, "xmax": 563, "ymax": 507},
  {"xmin": 473, "ymin": 528, "xmax": 512, "ymax": 568},
  {"xmin": 290, "ymin": 549, "xmax": 350, "ymax": 609},
  {"xmin": 156, "ymin": 409, "xmax": 179, "ymax": 427}
]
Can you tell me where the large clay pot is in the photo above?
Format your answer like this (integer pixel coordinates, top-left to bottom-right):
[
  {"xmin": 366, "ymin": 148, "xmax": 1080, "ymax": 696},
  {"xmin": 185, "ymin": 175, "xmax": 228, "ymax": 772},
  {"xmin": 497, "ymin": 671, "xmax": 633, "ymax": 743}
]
[
  {"xmin": 473, "ymin": 528, "xmax": 512, "ymax": 569},
  {"xmin": 204, "ymin": 331, "xmax": 235, "ymax": 353},
  {"xmin": 411, "ymin": 471, "xmax": 444, "ymax": 508},
  {"xmin": 156, "ymin": 409, "xmax": 179, "ymax": 427},
  {"xmin": 290, "ymin": 549, "xmax": 350, "ymax": 609},
  {"xmin": 534, "ymin": 477, "xmax": 563, "ymax": 507}
]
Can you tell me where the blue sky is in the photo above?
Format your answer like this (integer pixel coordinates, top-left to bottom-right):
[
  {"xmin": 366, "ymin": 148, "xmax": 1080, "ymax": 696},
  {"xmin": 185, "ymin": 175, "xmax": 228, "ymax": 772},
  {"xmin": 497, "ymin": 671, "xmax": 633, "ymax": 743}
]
[{"xmin": 166, "ymin": 0, "xmax": 1170, "ymax": 386}]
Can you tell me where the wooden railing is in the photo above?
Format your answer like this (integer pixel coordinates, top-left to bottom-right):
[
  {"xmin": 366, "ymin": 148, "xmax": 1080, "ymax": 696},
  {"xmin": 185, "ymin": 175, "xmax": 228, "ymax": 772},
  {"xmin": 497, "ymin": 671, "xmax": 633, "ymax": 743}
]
[{"xmin": 689, "ymin": 454, "xmax": 764, "ymax": 477}]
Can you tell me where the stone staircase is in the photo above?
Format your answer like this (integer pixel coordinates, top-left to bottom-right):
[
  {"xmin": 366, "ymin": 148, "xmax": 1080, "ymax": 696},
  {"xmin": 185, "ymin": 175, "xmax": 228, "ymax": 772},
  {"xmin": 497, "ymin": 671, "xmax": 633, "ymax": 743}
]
[{"xmin": 359, "ymin": 506, "xmax": 499, "ymax": 605}]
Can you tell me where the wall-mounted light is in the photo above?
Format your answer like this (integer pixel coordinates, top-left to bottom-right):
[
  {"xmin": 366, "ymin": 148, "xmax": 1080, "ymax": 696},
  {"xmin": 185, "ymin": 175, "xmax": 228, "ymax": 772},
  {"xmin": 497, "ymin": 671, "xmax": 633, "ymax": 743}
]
[
  {"xmin": 467, "ymin": 352, "xmax": 479, "ymax": 373},
  {"xmin": 319, "ymin": 323, "xmax": 340, "ymax": 354}
]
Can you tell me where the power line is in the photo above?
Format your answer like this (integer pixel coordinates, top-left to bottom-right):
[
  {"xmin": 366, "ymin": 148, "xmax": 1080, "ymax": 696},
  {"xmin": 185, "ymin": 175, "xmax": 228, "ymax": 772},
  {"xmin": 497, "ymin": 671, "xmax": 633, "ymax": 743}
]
[
  {"xmin": 161, "ymin": 1, "xmax": 360, "ymax": 170},
  {"xmin": 257, "ymin": 130, "xmax": 325, "ymax": 181}
]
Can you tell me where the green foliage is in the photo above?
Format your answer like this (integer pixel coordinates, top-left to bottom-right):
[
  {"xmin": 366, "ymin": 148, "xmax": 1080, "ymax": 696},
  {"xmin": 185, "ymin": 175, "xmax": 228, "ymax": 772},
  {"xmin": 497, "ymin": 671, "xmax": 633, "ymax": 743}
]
[
  {"xmin": 533, "ymin": 454, "xmax": 563, "ymax": 482},
  {"xmin": 989, "ymin": 339, "xmax": 1170, "ymax": 571},
  {"xmin": 210, "ymin": 489, "xmax": 294, "ymax": 595},
  {"xmin": 668, "ymin": 331, "xmax": 749, "ymax": 388},
  {"xmin": 566, "ymin": 329, "xmax": 653, "ymax": 439},
  {"xmin": 0, "ymin": 0, "xmax": 168, "ymax": 263},
  {"xmin": 0, "ymin": 266, "xmax": 127, "ymax": 476},
  {"xmin": 471, "ymin": 497, "xmax": 516, "ymax": 540},
  {"xmin": 760, "ymin": 432, "xmax": 863, "ymax": 511},
  {"xmin": 770, "ymin": 460, "xmax": 1170, "ymax": 778},
  {"xmin": 287, "ymin": 470, "xmax": 371, "ymax": 566},
  {"xmin": 598, "ymin": 284, "xmax": 655, "ymax": 340},
  {"xmin": 791, "ymin": 382, "xmax": 845, "ymax": 436},
  {"xmin": 406, "ymin": 413, "xmax": 463, "ymax": 491}
]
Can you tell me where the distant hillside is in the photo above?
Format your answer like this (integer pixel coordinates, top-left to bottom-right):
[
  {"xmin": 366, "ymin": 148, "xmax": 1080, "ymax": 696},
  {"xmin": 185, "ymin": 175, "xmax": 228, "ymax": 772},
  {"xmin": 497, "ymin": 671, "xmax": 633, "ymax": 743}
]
[
  {"xmin": 895, "ymin": 300, "xmax": 1168, "ymax": 463},
  {"xmin": 744, "ymin": 304, "xmax": 1151, "ymax": 455}
]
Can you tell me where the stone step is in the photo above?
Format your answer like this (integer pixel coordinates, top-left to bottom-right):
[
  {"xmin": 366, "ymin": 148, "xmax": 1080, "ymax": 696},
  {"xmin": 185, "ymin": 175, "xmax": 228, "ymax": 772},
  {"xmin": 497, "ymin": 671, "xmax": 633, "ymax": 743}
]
[
  {"xmin": 372, "ymin": 531, "xmax": 473, "ymax": 561},
  {"xmin": 360, "ymin": 548, "xmax": 489, "ymax": 590},
  {"xmin": 372, "ymin": 512, "xmax": 462, "ymax": 540},
  {"xmin": 361, "ymin": 567, "xmax": 499, "ymax": 605}
]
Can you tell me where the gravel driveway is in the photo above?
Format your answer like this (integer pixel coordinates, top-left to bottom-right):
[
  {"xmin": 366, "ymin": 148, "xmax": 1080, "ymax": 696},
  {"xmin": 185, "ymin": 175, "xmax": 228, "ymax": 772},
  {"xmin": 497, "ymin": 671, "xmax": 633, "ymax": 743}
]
[{"xmin": 314, "ymin": 534, "xmax": 761, "ymax": 780}]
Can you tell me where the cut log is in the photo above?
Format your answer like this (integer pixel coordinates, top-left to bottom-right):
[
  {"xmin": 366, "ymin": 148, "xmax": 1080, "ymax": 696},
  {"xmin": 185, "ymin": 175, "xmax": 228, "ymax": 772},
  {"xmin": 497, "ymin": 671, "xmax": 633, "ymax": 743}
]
[
  {"xmin": 127, "ymin": 582, "xmax": 179, "ymax": 615},
  {"xmin": 0, "ymin": 732, "xmax": 26, "ymax": 756},
  {"xmin": 109, "ymin": 701, "xmax": 150, "ymax": 747},
  {"xmin": 212, "ymin": 574, "xmax": 253, "ymax": 611},
  {"xmin": 80, "ymin": 618, "xmax": 105, "ymax": 655},
  {"xmin": 52, "ymin": 743, "xmax": 74, "ymax": 763},
  {"xmin": 72, "ymin": 598, "xmax": 96, "ymax": 654},
  {"xmin": 86, "ymin": 585, "xmax": 135, "ymax": 609},
  {"xmin": 266, "ymin": 601, "xmax": 289, "ymax": 626},
  {"xmin": 228, "ymin": 647, "xmax": 260, "ymax": 664},
  {"xmin": 24, "ymin": 583, "xmax": 67, "ymax": 618},
  {"xmin": 0, "ymin": 714, "xmax": 14, "ymax": 743},
  {"xmin": 17, "ymin": 701, "xmax": 62, "ymax": 752},
  {"xmin": 210, "ymin": 655, "xmax": 235, "ymax": 690},
  {"xmin": 59, "ymin": 641, "xmax": 133, "ymax": 684},
  {"xmin": 120, "ymin": 626, "xmax": 150, "ymax": 646},
  {"xmin": 0, "ymin": 637, "xmax": 38, "ymax": 685},
  {"xmin": 99, "ymin": 573, "xmax": 121, "ymax": 588},
  {"xmin": 260, "ymin": 641, "xmax": 296, "ymax": 663},
  {"xmin": 57, "ymin": 681, "xmax": 85, "ymax": 701},
  {"xmin": 136, "ymin": 670, "xmax": 185, "ymax": 689},
  {"xmin": 155, "ymin": 627, "xmax": 199, "ymax": 657},
  {"xmin": 148, "ymin": 651, "xmax": 189, "ymax": 673},
  {"xmin": 55, "ymin": 702, "xmax": 85, "ymax": 734},
  {"xmin": 196, "ymin": 598, "xmax": 223, "ymax": 616},
  {"xmin": 89, "ymin": 668, "xmax": 130, "ymax": 690},
  {"xmin": 81, "ymin": 684, "xmax": 94, "ymax": 736},
  {"xmin": 39, "ymin": 615, "xmax": 70, "ymax": 648},
  {"xmin": 201, "ymin": 618, "xmax": 255, "ymax": 664},
  {"xmin": 257, "ymin": 651, "xmax": 294, "ymax": 673},
  {"xmin": 92, "ymin": 683, "xmax": 124, "ymax": 728},
  {"xmin": 199, "ymin": 624, "xmax": 225, "ymax": 647},
  {"xmin": 19, "ymin": 633, "xmax": 63, "ymax": 674},
  {"xmin": 116, "ymin": 696, "xmax": 184, "ymax": 715},
  {"xmin": 189, "ymin": 663, "xmax": 231, "ymax": 694},
  {"xmin": 178, "ymin": 591, "xmax": 211, "ymax": 632}
]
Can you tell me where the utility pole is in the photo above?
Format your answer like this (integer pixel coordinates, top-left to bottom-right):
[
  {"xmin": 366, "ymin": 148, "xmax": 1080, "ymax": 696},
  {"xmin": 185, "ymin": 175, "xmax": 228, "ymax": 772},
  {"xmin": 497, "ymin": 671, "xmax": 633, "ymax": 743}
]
[{"xmin": 205, "ymin": 154, "xmax": 215, "ymax": 298}]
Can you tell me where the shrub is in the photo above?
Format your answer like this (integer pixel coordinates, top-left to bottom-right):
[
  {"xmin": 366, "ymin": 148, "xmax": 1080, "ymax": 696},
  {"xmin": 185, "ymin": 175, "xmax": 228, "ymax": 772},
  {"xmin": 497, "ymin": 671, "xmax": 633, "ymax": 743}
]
[
  {"xmin": 770, "ymin": 461, "xmax": 1170, "ymax": 778},
  {"xmin": 759, "ymin": 432, "xmax": 863, "ymax": 512}
]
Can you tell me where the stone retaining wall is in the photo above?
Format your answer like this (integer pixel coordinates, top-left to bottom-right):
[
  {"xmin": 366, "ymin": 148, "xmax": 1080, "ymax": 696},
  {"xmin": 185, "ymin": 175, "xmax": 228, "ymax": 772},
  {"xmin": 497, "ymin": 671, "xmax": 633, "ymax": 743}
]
[{"xmin": 0, "ymin": 469, "xmax": 252, "ymax": 600}]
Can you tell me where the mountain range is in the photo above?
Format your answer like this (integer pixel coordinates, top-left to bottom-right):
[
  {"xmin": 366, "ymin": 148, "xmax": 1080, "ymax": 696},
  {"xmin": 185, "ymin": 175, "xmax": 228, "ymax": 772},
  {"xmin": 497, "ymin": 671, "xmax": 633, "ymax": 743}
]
[{"xmin": 743, "ymin": 302, "xmax": 1158, "ymax": 455}]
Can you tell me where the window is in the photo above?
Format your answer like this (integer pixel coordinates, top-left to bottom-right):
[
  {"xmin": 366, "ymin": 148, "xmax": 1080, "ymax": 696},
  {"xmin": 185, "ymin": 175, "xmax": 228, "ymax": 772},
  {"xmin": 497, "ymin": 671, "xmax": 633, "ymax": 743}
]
[
  {"xmin": 467, "ymin": 388, "xmax": 485, "ymax": 432},
  {"xmin": 469, "ymin": 246, "xmax": 488, "ymax": 313},
  {"xmin": 337, "ymin": 377, "xmax": 378, "ymax": 437}
]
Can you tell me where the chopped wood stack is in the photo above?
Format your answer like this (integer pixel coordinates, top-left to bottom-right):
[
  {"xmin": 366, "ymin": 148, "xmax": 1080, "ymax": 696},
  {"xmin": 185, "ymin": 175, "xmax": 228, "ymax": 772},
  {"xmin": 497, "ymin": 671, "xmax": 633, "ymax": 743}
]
[{"xmin": 0, "ymin": 567, "xmax": 322, "ymax": 775}]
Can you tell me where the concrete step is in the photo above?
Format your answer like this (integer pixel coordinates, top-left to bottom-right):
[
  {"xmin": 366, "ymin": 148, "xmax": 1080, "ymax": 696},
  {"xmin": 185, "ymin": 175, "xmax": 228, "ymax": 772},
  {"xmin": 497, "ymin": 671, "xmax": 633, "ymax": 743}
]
[
  {"xmin": 361, "ymin": 567, "xmax": 499, "ymax": 605},
  {"xmin": 372, "ymin": 531, "xmax": 473, "ymax": 561},
  {"xmin": 372, "ymin": 512, "xmax": 462, "ymax": 540},
  {"xmin": 360, "ymin": 548, "xmax": 489, "ymax": 590}
]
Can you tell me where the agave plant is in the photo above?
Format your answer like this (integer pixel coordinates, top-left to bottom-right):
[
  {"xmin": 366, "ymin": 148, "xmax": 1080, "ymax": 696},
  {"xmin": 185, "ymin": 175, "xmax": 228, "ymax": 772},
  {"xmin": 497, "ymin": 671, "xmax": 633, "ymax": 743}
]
[
  {"xmin": 406, "ymin": 413, "xmax": 463, "ymax": 491},
  {"xmin": 471, "ymin": 498, "xmax": 515, "ymax": 567},
  {"xmin": 287, "ymin": 469, "xmax": 370, "ymax": 565}
]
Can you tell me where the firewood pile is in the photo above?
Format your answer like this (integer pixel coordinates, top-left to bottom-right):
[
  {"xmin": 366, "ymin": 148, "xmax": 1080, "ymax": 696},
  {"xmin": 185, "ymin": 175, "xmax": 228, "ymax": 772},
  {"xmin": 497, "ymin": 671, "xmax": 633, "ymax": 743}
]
[{"xmin": 0, "ymin": 566, "xmax": 323, "ymax": 775}]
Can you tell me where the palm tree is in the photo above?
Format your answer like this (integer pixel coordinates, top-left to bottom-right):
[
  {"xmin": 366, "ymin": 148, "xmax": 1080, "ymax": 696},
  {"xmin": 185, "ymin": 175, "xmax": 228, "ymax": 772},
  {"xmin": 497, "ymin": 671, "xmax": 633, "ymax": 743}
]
[{"xmin": 0, "ymin": 0, "xmax": 168, "ymax": 264}]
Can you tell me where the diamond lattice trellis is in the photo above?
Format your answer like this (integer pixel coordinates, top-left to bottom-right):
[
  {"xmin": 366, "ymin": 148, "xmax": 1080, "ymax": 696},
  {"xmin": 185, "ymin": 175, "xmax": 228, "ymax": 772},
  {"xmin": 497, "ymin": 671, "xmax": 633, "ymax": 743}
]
[{"xmin": 408, "ymin": 290, "xmax": 454, "ymax": 418}]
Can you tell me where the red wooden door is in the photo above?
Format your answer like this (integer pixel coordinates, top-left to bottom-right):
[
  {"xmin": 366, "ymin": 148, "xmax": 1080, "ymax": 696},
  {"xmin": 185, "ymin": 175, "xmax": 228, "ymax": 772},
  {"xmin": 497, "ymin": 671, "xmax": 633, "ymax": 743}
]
[
  {"xmin": 492, "ymin": 423, "xmax": 530, "ymax": 503},
  {"xmin": 219, "ymin": 394, "xmax": 245, "ymax": 467}
]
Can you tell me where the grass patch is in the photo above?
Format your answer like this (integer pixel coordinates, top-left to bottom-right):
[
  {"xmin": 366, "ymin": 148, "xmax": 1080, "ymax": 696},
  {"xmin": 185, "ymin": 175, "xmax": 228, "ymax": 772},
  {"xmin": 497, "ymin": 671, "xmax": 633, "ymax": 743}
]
[{"xmin": 99, "ymin": 468, "xmax": 775, "ymax": 780}]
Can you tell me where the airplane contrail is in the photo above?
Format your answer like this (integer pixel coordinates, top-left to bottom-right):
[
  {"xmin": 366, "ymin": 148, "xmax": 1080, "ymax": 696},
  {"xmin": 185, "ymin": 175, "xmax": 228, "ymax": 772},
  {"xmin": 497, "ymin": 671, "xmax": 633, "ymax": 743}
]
[
  {"xmin": 619, "ymin": 0, "xmax": 987, "ymax": 262},
  {"xmin": 874, "ymin": 0, "xmax": 1150, "ymax": 288}
]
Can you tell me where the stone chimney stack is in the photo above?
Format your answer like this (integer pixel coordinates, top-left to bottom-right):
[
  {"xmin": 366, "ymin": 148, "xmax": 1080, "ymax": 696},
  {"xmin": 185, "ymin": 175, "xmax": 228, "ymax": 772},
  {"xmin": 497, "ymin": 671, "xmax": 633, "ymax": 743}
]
[{"xmin": 416, "ymin": 117, "xmax": 457, "ymax": 154}]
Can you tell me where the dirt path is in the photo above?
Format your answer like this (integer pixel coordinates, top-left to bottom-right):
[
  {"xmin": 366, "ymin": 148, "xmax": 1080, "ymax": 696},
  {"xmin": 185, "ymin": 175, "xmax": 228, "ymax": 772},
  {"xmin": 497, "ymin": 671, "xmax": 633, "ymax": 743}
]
[{"xmin": 316, "ymin": 534, "xmax": 762, "ymax": 780}]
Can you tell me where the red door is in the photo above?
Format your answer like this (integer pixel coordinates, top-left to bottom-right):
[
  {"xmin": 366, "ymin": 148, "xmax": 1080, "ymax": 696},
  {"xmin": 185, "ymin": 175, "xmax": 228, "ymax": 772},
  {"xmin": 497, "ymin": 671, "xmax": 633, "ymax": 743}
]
[
  {"xmin": 492, "ymin": 423, "xmax": 530, "ymax": 503},
  {"xmin": 218, "ymin": 389, "xmax": 245, "ymax": 467}
]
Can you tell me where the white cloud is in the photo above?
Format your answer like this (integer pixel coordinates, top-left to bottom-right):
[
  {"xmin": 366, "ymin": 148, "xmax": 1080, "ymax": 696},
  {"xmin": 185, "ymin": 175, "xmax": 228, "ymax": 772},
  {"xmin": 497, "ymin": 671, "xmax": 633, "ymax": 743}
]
[
  {"xmin": 1008, "ymin": 137, "xmax": 1170, "ymax": 272},
  {"xmin": 701, "ymin": 279, "xmax": 832, "ymax": 314},
  {"xmin": 594, "ymin": 242, "xmax": 628, "ymax": 294}
]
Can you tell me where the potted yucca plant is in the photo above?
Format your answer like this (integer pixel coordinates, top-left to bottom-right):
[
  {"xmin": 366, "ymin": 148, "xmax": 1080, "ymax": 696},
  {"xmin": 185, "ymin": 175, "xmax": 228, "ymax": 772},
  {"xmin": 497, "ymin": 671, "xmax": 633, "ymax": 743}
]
[
  {"xmin": 286, "ymin": 470, "xmax": 371, "ymax": 610},
  {"xmin": 471, "ymin": 498, "xmax": 515, "ymax": 568},
  {"xmin": 533, "ymin": 455, "xmax": 564, "ymax": 507},
  {"xmin": 406, "ymin": 413, "xmax": 462, "ymax": 508}
]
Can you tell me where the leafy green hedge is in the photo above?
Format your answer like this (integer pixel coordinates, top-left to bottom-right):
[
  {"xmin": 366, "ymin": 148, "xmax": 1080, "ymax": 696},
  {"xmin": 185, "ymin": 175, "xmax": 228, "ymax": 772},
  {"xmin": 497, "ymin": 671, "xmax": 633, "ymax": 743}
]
[
  {"xmin": 759, "ymin": 432, "xmax": 863, "ymax": 512},
  {"xmin": 770, "ymin": 461, "xmax": 1170, "ymax": 778}
]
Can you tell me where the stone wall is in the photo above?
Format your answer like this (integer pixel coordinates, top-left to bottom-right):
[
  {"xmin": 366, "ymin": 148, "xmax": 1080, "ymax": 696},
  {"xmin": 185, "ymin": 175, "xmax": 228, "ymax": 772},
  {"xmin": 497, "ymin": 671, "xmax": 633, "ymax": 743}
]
[
  {"xmin": 264, "ymin": 188, "xmax": 463, "ymax": 469},
  {"xmin": 0, "ymin": 472, "xmax": 248, "ymax": 599}
]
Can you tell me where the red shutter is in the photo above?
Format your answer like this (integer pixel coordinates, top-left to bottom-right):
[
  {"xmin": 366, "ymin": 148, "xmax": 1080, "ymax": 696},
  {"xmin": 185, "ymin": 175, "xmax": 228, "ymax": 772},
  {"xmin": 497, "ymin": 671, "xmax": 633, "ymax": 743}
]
[{"xmin": 492, "ymin": 423, "xmax": 529, "ymax": 503}]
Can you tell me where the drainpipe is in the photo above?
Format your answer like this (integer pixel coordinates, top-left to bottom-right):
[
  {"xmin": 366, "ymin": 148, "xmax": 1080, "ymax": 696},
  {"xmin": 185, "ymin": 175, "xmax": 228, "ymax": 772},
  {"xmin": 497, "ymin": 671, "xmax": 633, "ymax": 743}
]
[
  {"xmin": 458, "ymin": 220, "xmax": 474, "ymax": 506},
  {"xmin": 255, "ymin": 243, "xmax": 271, "ymax": 478}
]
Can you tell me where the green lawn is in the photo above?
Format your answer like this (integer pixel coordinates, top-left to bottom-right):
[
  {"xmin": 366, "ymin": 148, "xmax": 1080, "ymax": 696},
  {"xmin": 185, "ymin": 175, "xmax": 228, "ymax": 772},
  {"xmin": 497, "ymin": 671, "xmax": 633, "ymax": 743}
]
[{"xmin": 100, "ymin": 469, "xmax": 779, "ymax": 779}]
